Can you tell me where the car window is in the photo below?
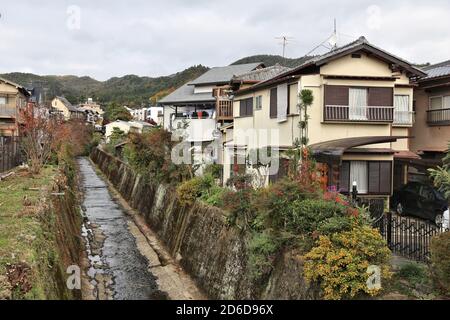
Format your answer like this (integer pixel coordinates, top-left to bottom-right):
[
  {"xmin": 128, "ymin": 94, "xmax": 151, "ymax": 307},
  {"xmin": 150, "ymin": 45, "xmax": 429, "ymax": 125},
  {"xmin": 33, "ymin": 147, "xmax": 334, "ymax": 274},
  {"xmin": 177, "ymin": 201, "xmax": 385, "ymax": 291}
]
[{"xmin": 420, "ymin": 186, "xmax": 435, "ymax": 201}]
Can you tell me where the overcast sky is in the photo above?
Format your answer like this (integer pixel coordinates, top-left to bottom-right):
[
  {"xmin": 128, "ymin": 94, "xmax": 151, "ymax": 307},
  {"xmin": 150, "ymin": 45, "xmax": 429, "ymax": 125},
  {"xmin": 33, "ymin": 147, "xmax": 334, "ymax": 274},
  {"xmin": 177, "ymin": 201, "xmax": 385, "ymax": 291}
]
[{"xmin": 0, "ymin": 0, "xmax": 449, "ymax": 80}]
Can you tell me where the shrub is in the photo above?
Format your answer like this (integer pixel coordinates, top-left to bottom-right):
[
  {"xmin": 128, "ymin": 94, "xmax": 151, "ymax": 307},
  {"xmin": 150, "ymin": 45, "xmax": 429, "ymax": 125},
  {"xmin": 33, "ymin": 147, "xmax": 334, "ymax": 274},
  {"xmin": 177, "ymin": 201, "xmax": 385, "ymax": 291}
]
[
  {"xmin": 226, "ymin": 174, "xmax": 253, "ymax": 190},
  {"xmin": 176, "ymin": 174, "xmax": 214, "ymax": 206},
  {"xmin": 304, "ymin": 225, "xmax": 392, "ymax": 300},
  {"xmin": 430, "ymin": 231, "xmax": 450, "ymax": 294},
  {"xmin": 248, "ymin": 232, "xmax": 281, "ymax": 279},
  {"xmin": 204, "ymin": 164, "xmax": 223, "ymax": 180},
  {"xmin": 199, "ymin": 185, "xmax": 227, "ymax": 207},
  {"xmin": 222, "ymin": 188, "xmax": 254, "ymax": 227},
  {"xmin": 287, "ymin": 199, "xmax": 349, "ymax": 234}
]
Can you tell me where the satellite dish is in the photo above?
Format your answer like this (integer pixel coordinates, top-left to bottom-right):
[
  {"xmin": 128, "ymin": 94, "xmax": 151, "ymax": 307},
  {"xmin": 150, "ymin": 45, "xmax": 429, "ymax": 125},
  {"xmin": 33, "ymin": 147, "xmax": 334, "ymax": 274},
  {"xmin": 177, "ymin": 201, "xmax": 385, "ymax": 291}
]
[{"xmin": 328, "ymin": 33, "xmax": 338, "ymax": 48}]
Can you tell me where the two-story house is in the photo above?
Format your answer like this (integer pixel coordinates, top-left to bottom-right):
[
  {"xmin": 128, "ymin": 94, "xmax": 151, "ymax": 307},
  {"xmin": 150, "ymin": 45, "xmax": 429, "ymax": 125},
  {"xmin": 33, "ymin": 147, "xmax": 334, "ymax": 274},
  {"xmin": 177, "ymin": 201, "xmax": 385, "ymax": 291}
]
[
  {"xmin": 0, "ymin": 77, "xmax": 30, "ymax": 137},
  {"xmin": 158, "ymin": 63, "xmax": 265, "ymax": 143},
  {"xmin": 410, "ymin": 60, "xmax": 450, "ymax": 164},
  {"xmin": 51, "ymin": 96, "xmax": 84, "ymax": 121},
  {"xmin": 225, "ymin": 37, "xmax": 426, "ymax": 207}
]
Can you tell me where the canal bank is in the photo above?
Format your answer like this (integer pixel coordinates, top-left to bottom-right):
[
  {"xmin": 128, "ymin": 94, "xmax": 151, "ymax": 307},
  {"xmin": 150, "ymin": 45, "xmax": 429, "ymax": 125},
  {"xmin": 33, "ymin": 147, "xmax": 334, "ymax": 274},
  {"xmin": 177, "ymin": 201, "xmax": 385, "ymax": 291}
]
[{"xmin": 78, "ymin": 158, "xmax": 204, "ymax": 300}]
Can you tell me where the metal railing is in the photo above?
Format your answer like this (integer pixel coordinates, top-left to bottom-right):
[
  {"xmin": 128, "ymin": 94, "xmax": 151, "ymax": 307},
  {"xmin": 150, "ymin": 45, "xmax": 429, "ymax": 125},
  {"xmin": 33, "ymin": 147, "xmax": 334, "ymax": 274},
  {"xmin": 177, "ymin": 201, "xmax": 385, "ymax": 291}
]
[
  {"xmin": 393, "ymin": 110, "xmax": 414, "ymax": 125},
  {"xmin": 0, "ymin": 104, "xmax": 17, "ymax": 118},
  {"xmin": 373, "ymin": 212, "xmax": 444, "ymax": 262},
  {"xmin": 427, "ymin": 108, "xmax": 450, "ymax": 125},
  {"xmin": 324, "ymin": 105, "xmax": 394, "ymax": 122}
]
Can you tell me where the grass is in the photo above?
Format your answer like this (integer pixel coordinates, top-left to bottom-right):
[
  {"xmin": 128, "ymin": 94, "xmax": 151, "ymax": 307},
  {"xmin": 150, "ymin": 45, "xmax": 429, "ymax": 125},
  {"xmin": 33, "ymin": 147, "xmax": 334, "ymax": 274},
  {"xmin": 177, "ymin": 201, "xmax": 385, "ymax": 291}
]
[{"xmin": 0, "ymin": 166, "xmax": 58, "ymax": 299}]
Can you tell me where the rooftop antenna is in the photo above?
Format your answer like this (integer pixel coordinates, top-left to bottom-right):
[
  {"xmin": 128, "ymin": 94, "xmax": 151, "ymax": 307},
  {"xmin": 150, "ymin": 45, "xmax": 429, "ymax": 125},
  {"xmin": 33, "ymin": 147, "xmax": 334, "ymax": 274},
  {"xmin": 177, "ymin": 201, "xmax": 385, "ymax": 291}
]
[
  {"xmin": 304, "ymin": 19, "xmax": 340, "ymax": 56},
  {"xmin": 275, "ymin": 35, "xmax": 294, "ymax": 58}
]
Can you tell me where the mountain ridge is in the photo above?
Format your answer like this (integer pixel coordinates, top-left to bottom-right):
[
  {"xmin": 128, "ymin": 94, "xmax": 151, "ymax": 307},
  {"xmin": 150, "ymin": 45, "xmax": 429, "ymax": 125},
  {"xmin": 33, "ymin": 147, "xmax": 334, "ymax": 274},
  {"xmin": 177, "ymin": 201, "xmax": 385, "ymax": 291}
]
[{"xmin": 1, "ymin": 54, "xmax": 309, "ymax": 107}]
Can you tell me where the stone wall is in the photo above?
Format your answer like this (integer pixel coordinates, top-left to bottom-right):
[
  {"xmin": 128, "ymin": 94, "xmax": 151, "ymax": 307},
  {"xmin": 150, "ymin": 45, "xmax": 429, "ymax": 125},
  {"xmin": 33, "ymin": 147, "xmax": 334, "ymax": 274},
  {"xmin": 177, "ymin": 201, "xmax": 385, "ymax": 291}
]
[{"xmin": 91, "ymin": 148, "xmax": 319, "ymax": 299}]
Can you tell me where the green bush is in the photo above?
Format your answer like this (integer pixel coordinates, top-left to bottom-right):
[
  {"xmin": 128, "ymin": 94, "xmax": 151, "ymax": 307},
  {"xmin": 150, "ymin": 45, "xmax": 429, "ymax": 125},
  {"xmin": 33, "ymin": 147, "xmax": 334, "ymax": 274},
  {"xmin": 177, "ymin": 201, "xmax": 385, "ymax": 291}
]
[
  {"xmin": 287, "ymin": 199, "xmax": 349, "ymax": 234},
  {"xmin": 430, "ymin": 231, "xmax": 450, "ymax": 294},
  {"xmin": 248, "ymin": 232, "xmax": 281, "ymax": 279},
  {"xmin": 204, "ymin": 164, "xmax": 223, "ymax": 180},
  {"xmin": 199, "ymin": 185, "xmax": 227, "ymax": 207},
  {"xmin": 176, "ymin": 174, "xmax": 215, "ymax": 206},
  {"xmin": 397, "ymin": 262, "xmax": 428, "ymax": 284}
]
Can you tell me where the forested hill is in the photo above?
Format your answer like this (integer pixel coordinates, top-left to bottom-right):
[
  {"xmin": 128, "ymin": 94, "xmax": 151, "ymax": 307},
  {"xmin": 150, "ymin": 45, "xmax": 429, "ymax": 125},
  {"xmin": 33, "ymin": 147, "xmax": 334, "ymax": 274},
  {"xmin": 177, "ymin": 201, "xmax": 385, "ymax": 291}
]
[
  {"xmin": 0, "ymin": 65, "xmax": 209, "ymax": 107},
  {"xmin": 231, "ymin": 54, "xmax": 312, "ymax": 68},
  {"xmin": 0, "ymin": 54, "xmax": 312, "ymax": 108}
]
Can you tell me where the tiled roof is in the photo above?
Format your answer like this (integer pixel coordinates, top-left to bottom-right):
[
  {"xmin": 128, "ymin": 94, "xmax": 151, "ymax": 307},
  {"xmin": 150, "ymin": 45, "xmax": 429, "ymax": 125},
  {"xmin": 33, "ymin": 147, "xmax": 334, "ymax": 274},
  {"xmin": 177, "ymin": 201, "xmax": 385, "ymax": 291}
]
[
  {"xmin": 189, "ymin": 63, "xmax": 263, "ymax": 85},
  {"xmin": 55, "ymin": 96, "xmax": 81, "ymax": 112},
  {"xmin": 232, "ymin": 64, "xmax": 292, "ymax": 82},
  {"xmin": 422, "ymin": 60, "xmax": 450, "ymax": 80},
  {"xmin": 237, "ymin": 36, "xmax": 426, "ymax": 94},
  {"xmin": 157, "ymin": 83, "xmax": 215, "ymax": 104}
]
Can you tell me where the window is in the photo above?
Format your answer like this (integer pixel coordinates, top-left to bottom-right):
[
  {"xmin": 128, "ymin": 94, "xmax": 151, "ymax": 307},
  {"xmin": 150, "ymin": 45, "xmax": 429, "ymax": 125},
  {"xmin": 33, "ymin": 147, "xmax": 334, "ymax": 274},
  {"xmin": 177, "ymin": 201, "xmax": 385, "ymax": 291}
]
[
  {"xmin": 349, "ymin": 88, "xmax": 368, "ymax": 120},
  {"xmin": 255, "ymin": 95, "xmax": 262, "ymax": 110},
  {"xmin": 340, "ymin": 160, "xmax": 392, "ymax": 195},
  {"xmin": 430, "ymin": 97, "xmax": 443, "ymax": 110},
  {"xmin": 277, "ymin": 84, "xmax": 288, "ymax": 121},
  {"xmin": 270, "ymin": 88, "xmax": 277, "ymax": 118},
  {"xmin": 239, "ymin": 98, "xmax": 253, "ymax": 117},
  {"xmin": 0, "ymin": 96, "xmax": 6, "ymax": 105},
  {"xmin": 394, "ymin": 95, "xmax": 410, "ymax": 124},
  {"xmin": 350, "ymin": 161, "xmax": 368, "ymax": 193}
]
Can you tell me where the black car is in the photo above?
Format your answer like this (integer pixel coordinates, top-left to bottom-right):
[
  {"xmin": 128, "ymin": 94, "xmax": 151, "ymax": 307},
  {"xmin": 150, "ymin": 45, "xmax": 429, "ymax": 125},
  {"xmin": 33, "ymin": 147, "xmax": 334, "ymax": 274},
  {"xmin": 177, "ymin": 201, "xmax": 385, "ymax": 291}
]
[{"xmin": 391, "ymin": 182, "xmax": 448, "ymax": 225}]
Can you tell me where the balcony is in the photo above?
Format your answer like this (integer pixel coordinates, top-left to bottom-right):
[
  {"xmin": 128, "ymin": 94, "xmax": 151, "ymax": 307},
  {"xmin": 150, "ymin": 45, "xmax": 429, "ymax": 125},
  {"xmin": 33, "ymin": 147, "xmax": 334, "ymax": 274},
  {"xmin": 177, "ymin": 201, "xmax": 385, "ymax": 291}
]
[
  {"xmin": 171, "ymin": 118, "xmax": 217, "ymax": 142},
  {"xmin": 217, "ymin": 99, "xmax": 233, "ymax": 121},
  {"xmin": 393, "ymin": 111, "xmax": 414, "ymax": 126},
  {"xmin": 427, "ymin": 108, "xmax": 450, "ymax": 126},
  {"xmin": 0, "ymin": 104, "xmax": 17, "ymax": 119},
  {"xmin": 324, "ymin": 105, "xmax": 394, "ymax": 122}
]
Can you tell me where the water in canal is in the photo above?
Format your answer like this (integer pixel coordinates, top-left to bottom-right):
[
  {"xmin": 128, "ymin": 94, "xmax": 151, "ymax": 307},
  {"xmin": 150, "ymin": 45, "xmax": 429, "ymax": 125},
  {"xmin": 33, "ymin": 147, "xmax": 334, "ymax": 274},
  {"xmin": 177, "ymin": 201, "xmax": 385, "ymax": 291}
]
[{"xmin": 78, "ymin": 158, "xmax": 163, "ymax": 300}]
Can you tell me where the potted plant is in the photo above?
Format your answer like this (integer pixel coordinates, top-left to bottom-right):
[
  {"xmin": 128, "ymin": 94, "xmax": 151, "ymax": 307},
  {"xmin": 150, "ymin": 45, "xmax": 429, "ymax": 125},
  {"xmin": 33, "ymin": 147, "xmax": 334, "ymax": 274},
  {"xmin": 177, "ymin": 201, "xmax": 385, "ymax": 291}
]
[{"xmin": 197, "ymin": 111, "xmax": 203, "ymax": 119}]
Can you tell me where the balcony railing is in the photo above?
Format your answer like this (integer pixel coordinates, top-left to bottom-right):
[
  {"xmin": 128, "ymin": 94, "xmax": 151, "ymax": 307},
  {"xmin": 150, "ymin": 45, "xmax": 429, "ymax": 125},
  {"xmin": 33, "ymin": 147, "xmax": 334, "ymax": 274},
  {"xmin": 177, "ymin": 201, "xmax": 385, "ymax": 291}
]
[
  {"xmin": 427, "ymin": 108, "xmax": 450, "ymax": 125},
  {"xmin": 393, "ymin": 111, "xmax": 414, "ymax": 126},
  {"xmin": 0, "ymin": 104, "xmax": 17, "ymax": 118},
  {"xmin": 217, "ymin": 99, "xmax": 233, "ymax": 120},
  {"xmin": 324, "ymin": 105, "xmax": 394, "ymax": 122}
]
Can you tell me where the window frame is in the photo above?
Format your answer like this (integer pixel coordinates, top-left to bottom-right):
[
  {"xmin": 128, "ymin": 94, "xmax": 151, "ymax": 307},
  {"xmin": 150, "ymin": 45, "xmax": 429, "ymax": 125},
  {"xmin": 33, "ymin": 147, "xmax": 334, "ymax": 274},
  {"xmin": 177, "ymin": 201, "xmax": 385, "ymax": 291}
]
[
  {"xmin": 340, "ymin": 160, "xmax": 392, "ymax": 195},
  {"xmin": 255, "ymin": 95, "xmax": 262, "ymax": 110},
  {"xmin": 239, "ymin": 97, "xmax": 254, "ymax": 117},
  {"xmin": 429, "ymin": 96, "xmax": 445, "ymax": 110}
]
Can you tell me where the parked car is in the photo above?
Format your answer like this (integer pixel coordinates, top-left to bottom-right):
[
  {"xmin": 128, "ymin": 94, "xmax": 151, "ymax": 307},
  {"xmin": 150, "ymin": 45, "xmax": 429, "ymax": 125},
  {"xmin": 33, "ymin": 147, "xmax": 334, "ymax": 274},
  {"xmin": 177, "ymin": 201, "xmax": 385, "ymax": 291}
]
[{"xmin": 391, "ymin": 182, "xmax": 448, "ymax": 225}]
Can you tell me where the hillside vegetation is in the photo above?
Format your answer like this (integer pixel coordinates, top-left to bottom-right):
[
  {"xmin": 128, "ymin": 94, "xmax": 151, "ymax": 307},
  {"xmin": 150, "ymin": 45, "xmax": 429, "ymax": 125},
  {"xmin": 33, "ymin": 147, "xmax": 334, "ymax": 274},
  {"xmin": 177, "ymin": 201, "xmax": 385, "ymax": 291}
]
[{"xmin": 1, "ymin": 54, "xmax": 312, "ymax": 108}]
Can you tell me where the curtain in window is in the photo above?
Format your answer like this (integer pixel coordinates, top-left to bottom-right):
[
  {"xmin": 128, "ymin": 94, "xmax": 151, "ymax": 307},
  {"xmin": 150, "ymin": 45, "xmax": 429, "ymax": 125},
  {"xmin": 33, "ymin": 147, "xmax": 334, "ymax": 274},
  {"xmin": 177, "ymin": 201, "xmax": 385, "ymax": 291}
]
[
  {"xmin": 0, "ymin": 97, "xmax": 6, "ymax": 105},
  {"xmin": 394, "ymin": 95, "xmax": 410, "ymax": 124},
  {"xmin": 444, "ymin": 96, "xmax": 450, "ymax": 109},
  {"xmin": 430, "ymin": 97, "xmax": 443, "ymax": 110},
  {"xmin": 277, "ymin": 83, "xmax": 288, "ymax": 122},
  {"xmin": 350, "ymin": 161, "xmax": 368, "ymax": 194},
  {"xmin": 349, "ymin": 88, "xmax": 367, "ymax": 120}
]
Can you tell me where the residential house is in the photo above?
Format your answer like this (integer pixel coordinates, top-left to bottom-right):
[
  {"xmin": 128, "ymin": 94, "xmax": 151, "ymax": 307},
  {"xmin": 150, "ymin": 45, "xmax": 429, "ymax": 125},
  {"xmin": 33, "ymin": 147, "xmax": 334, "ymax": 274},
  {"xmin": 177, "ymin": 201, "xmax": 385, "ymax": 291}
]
[
  {"xmin": 51, "ymin": 96, "xmax": 84, "ymax": 121},
  {"xmin": 410, "ymin": 60, "xmax": 450, "ymax": 162},
  {"xmin": 127, "ymin": 107, "xmax": 148, "ymax": 122},
  {"xmin": 104, "ymin": 120, "xmax": 153, "ymax": 142},
  {"xmin": 225, "ymin": 37, "xmax": 426, "ymax": 208},
  {"xmin": 78, "ymin": 98, "xmax": 104, "ymax": 126},
  {"xmin": 158, "ymin": 63, "xmax": 265, "ymax": 145},
  {"xmin": 0, "ymin": 77, "xmax": 30, "ymax": 136},
  {"xmin": 147, "ymin": 106, "xmax": 164, "ymax": 125}
]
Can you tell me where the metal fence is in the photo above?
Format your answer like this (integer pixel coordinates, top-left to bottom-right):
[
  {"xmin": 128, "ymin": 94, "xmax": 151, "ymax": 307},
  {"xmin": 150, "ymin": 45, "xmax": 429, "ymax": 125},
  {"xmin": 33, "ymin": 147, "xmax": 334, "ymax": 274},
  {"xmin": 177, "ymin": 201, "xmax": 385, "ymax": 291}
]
[
  {"xmin": 373, "ymin": 212, "xmax": 444, "ymax": 262},
  {"xmin": 0, "ymin": 136, "xmax": 21, "ymax": 173}
]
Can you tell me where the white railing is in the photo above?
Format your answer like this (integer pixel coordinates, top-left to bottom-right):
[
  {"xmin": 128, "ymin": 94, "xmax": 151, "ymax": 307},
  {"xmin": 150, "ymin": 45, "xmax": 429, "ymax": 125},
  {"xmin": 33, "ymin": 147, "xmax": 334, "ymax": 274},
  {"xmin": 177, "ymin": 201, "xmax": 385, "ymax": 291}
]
[
  {"xmin": 171, "ymin": 118, "xmax": 216, "ymax": 142},
  {"xmin": 393, "ymin": 111, "xmax": 414, "ymax": 125},
  {"xmin": 324, "ymin": 105, "xmax": 394, "ymax": 122}
]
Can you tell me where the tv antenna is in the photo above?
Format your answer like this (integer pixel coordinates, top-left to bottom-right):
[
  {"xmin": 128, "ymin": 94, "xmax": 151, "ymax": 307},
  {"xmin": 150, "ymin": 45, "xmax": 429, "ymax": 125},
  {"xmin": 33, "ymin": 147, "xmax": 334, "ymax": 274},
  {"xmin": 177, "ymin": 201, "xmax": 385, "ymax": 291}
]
[{"xmin": 275, "ymin": 35, "xmax": 294, "ymax": 58}]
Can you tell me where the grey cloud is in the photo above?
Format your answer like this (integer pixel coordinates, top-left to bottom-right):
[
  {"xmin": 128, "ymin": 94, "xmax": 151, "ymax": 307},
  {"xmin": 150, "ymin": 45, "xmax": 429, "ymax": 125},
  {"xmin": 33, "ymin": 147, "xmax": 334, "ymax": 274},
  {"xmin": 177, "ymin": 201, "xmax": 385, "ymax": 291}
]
[{"xmin": 0, "ymin": 0, "xmax": 449, "ymax": 80}]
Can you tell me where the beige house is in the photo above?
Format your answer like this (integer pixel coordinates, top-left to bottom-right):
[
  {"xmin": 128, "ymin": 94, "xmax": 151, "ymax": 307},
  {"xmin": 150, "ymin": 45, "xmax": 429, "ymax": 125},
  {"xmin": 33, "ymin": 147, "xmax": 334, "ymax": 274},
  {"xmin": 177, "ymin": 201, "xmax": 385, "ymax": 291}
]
[
  {"xmin": 410, "ymin": 61, "xmax": 450, "ymax": 160},
  {"xmin": 104, "ymin": 120, "xmax": 153, "ymax": 142},
  {"xmin": 225, "ymin": 37, "xmax": 426, "ymax": 206},
  {"xmin": 0, "ymin": 77, "xmax": 30, "ymax": 136},
  {"xmin": 51, "ymin": 96, "xmax": 84, "ymax": 121}
]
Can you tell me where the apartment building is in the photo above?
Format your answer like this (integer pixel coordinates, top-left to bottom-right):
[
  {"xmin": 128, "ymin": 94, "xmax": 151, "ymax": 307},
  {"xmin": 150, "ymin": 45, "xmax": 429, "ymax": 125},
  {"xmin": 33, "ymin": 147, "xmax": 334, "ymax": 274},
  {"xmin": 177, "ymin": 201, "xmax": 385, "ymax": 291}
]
[{"xmin": 225, "ymin": 37, "xmax": 426, "ymax": 206}]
